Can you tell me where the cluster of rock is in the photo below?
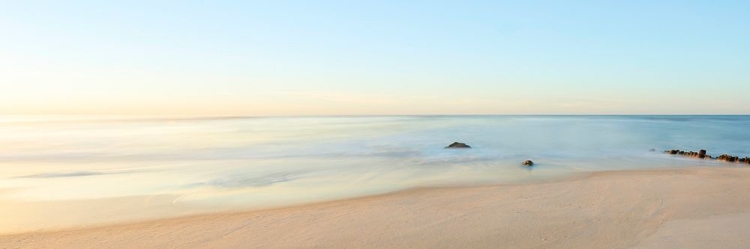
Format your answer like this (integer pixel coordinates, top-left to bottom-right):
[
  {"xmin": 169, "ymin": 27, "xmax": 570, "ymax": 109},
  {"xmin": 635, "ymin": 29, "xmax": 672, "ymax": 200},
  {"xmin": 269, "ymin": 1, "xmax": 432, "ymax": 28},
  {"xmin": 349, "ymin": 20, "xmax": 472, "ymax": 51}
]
[
  {"xmin": 716, "ymin": 154, "xmax": 750, "ymax": 163},
  {"xmin": 666, "ymin": 149, "xmax": 708, "ymax": 158},
  {"xmin": 664, "ymin": 149, "xmax": 750, "ymax": 164}
]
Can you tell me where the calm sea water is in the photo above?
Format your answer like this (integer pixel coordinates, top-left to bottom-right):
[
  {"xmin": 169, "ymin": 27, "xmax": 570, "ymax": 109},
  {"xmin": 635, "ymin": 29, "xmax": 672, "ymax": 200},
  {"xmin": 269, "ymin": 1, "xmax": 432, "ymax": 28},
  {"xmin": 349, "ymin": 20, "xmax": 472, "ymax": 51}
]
[{"xmin": 1, "ymin": 115, "xmax": 749, "ymax": 232}]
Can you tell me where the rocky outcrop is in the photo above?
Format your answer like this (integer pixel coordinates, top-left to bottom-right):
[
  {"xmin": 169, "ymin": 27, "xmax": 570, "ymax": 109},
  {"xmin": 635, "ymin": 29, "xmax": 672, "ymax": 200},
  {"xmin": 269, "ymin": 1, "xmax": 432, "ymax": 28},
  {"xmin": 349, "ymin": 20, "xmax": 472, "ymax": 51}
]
[
  {"xmin": 445, "ymin": 142, "xmax": 471, "ymax": 149},
  {"xmin": 666, "ymin": 149, "xmax": 705, "ymax": 158},
  {"xmin": 717, "ymin": 154, "xmax": 739, "ymax": 163},
  {"xmin": 522, "ymin": 160, "xmax": 534, "ymax": 166},
  {"xmin": 665, "ymin": 149, "xmax": 750, "ymax": 165}
]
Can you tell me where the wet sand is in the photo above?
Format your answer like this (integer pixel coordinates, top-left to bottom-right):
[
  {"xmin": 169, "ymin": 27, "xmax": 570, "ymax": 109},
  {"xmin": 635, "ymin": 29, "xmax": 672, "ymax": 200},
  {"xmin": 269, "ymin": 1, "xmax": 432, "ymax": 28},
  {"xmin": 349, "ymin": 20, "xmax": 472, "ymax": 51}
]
[{"xmin": 3, "ymin": 167, "xmax": 750, "ymax": 249}]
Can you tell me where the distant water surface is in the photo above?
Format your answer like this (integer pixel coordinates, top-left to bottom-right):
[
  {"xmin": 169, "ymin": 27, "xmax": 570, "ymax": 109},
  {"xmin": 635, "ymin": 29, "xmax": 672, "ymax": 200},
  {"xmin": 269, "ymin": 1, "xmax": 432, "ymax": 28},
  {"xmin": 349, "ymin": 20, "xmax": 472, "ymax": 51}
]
[{"xmin": 1, "ymin": 115, "xmax": 749, "ymax": 232}]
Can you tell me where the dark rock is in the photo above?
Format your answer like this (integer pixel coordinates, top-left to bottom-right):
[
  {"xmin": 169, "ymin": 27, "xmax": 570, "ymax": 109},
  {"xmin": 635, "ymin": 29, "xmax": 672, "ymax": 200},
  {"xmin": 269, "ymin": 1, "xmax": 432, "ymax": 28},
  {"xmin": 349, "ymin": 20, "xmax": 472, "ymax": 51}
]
[
  {"xmin": 664, "ymin": 149, "xmax": 750, "ymax": 164},
  {"xmin": 445, "ymin": 142, "xmax": 471, "ymax": 149},
  {"xmin": 649, "ymin": 148, "xmax": 656, "ymax": 152},
  {"xmin": 719, "ymin": 155, "xmax": 737, "ymax": 162},
  {"xmin": 522, "ymin": 160, "xmax": 534, "ymax": 166}
]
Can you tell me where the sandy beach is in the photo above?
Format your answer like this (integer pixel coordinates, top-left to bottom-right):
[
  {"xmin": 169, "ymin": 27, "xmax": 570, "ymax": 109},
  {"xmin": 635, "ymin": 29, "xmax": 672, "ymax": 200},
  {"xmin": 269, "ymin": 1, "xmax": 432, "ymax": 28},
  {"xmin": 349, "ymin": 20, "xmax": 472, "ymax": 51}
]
[{"xmin": 2, "ymin": 167, "xmax": 750, "ymax": 249}]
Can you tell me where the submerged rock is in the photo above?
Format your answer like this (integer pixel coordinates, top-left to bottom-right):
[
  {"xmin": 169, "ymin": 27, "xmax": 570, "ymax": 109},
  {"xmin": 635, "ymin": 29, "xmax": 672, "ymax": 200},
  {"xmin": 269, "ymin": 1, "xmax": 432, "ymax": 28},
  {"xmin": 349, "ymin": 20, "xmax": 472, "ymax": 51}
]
[
  {"xmin": 445, "ymin": 142, "xmax": 471, "ymax": 149},
  {"xmin": 522, "ymin": 160, "xmax": 534, "ymax": 166}
]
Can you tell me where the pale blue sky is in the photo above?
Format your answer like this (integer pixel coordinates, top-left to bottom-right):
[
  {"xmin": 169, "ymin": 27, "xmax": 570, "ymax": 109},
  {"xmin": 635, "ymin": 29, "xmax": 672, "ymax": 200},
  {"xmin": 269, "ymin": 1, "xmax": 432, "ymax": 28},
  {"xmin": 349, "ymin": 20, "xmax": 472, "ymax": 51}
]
[{"xmin": 1, "ymin": 1, "xmax": 749, "ymax": 115}]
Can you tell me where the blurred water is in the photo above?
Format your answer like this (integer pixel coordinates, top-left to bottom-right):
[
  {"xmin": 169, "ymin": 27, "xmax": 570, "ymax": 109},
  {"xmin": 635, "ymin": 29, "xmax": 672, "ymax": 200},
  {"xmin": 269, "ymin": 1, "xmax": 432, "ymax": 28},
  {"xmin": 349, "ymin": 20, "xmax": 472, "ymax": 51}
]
[{"xmin": 0, "ymin": 115, "xmax": 749, "ymax": 232}]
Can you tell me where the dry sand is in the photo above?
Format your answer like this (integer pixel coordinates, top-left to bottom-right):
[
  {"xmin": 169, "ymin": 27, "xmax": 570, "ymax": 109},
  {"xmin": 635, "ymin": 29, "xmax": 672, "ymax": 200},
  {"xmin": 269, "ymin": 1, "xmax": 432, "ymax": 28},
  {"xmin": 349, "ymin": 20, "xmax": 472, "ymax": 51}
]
[{"xmin": 3, "ymin": 167, "xmax": 750, "ymax": 249}]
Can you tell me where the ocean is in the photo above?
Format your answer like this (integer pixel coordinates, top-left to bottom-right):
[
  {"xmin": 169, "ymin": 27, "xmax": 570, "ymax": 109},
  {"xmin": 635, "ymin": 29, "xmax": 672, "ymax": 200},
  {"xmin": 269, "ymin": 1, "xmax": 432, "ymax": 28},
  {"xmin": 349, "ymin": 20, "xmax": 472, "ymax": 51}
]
[{"xmin": 1, "ymin": 115, "xmax": 749, "ymax": 232}]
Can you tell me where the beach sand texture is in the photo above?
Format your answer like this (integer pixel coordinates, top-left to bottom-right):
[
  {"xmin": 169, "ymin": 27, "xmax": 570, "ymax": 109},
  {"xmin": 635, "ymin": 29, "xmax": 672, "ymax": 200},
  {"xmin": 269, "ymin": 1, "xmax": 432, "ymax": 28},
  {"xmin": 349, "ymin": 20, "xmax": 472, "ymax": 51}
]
[{"xmin": 2, "ymin": 167, "xmax": 750, "ymax": 249}]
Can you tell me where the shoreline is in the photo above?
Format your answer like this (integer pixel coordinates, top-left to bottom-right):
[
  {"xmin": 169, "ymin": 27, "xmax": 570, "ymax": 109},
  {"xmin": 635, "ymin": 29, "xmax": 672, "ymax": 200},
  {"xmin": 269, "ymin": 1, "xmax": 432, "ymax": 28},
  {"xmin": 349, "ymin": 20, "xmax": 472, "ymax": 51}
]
[
  {"xmin": 4, "ymin": 166, "xmax": 750, "ymax": 248},
  {"xmin": 0, "ymin": 168, "xmax": 591, "ymax": 235}
]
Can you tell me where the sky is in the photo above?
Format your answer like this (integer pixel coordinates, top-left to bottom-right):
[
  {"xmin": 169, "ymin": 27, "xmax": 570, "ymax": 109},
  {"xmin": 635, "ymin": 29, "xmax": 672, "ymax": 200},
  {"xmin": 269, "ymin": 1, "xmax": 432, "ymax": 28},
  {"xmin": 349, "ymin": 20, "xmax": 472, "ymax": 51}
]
[{"xmin": 1, "ymin": 0, "xmax": 749, "ymax": 116}]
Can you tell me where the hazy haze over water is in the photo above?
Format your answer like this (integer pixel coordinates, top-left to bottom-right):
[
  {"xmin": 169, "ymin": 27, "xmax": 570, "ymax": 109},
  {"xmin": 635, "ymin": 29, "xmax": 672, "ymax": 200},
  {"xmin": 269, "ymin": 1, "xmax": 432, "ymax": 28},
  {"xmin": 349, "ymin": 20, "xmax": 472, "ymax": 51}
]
[{"xmin": 1, "ymin": 115, "xmax": 749, "ymax": 232}]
